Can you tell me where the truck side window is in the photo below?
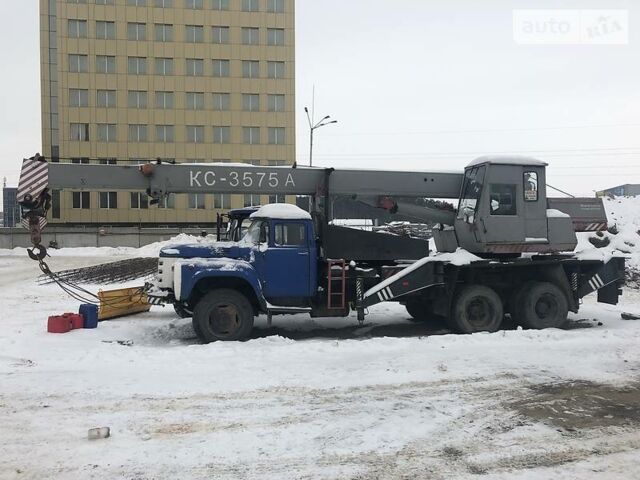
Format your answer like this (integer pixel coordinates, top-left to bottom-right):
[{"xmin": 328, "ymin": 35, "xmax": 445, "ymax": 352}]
[
  {"xmin": 275, "ymin": 223, "xmax": 306, "ymax": 246},
  {"xmin": 489, "ymin": 184, "xmax": 517, "ymax": 216},
  {"xmin": 524, "ymin": 172, "xmax": 538, "ymax": 202}
]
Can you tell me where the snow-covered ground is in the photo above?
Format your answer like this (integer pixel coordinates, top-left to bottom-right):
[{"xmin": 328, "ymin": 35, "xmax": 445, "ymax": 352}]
[
  {"xmin": 2, "ymin": 197, "xmax": 640, "ymax": 479},
  {"xmin": 1, "ymin": 254, "xmax": 639, "ymax": 479}
]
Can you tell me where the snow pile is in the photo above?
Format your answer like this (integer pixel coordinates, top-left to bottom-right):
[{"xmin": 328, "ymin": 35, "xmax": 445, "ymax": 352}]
[{"xmin": 575, "ymin": 196, "xmax": 640, "ymax": 271}]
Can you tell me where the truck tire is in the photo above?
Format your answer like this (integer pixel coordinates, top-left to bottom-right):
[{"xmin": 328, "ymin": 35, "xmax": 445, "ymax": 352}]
[
  {"xmin": 515, "ymin": 282, "xmax": 568, "ymax": 329},
  {"xmin": 450, "ymin": 285, "xmax": 504, "ymax": 334},
  {"xmin": 192, "ymin": 289, "xmax": 254, "ymax": 343}
]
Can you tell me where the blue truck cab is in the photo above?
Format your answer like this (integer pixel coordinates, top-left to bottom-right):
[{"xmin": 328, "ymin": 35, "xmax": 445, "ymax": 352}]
[{"xmin": 153, "ymin": 204, "xmax": 319, "ymax": 341}]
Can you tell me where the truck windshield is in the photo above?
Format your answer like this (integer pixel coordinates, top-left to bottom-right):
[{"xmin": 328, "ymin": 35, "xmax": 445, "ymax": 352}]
[{"xmin": 457, "ymin": 166, "xmax": 486, "ymax": 221}]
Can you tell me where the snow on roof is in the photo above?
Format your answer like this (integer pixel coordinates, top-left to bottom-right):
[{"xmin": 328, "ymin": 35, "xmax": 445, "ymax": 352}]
[
  {"xmin": 547, "ymin": 209, "xmax": 571, "ymax": 219},
  {"xmin": 467, "ymin": 155, "xmax": 548, "ymax": 168},
  {"xmin": 250, "ymin": 203, "xmax": 312, "ymax": 220}
]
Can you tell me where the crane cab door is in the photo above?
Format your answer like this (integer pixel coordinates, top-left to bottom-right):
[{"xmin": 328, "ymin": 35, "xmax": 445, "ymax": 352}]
[
  {"xmin": 477, "ymin": 165, "xmax": 548, "ymax": 248},
  {"xmin": 261, "ymin": 221, "xmax": 315, "ymax": 299}
]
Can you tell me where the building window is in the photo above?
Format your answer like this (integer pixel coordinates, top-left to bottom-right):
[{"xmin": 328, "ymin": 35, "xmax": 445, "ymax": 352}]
[
  {"xmin": 185, "ymin": 25, "xmax": 204, "ymax": 43},
  {"xmin": 212, "ymin": 0, "xmax": 229, "ymax": 10},
  {"xmin": 186, "ymin": 58, "xmax": 204, "ymax": 76},
  {"xmin": 71, "ymin": 158, "xmax": 90, "ymax": 164},
  {"xmin": 130, "ymin": 192, "xmax": 149, "ymax": 209},
  {"xmin": 96, "ymin": 21, "xmax": 115, "ymax": 40},
  {"xmin": 242, "ymin": 60, "xmax": 259, "ymax": 78},
  {"xmin": 214, "ymin": 194, "xmax": 231, "ymax": 209},
  {"xmin": 96, "ymin": 55, "xmax": 116, "ymax": 74},
  {"xmin": 243, "ymin": 94, "xmax": 260, "ymax": 112},
  {"xmin": 68, "ymin": 20, "xmax": 87, "ymax": 38},
  {"xmin": 97, "ymin": 124, "xmax": 117, "ymax": 142},
  {"xmin": 97, "ymin": 90, "xmax": 116, "ymax": 107},
  {"xmin": 186, "ymin": 92, "xmax": 205, "ymax": 110},
  {"xmin": 128, "ymin": 124, "xmax": 148, "ymax": 142},
  {"xmin": 186, "ymin": 125, "xmax": 205, "ymax": 143},
  {"xmin": 154, "ymin": 24, "xmax": 173, "ymax": 42},
  {"xmin": 268, "ymin": 94, "xmax": 285, "ymax": 112},
  {"xmin": 213, "ymin": 126, "xmax": 230, "ymax": 144},
  {"xmin": 96, "ymin": 0, "xmax": 115, "ymax": 4},
  {"xmin": 267, "ymin": 61, "xmax": 285, "ymax": 79},
  {"xmin": 128, "ymin": 57, "xmax": 147, "ymax": 75},
  {"xmin": 268, "ymin": 160, "xmax": 287, "ymax": 166},
  {"xmin": 267, "ymin": 0, "xmax": 284, "ymax": 13},
  {"xmin": 127, "ymin": 91, "xmax": 147, "ymax": 108},
  {"xmin": 158, "ymin": 193, "xmax": 175, "ymax": 209},
  {"xmin": 127, "ymin": 22, "xmax": 146, "ymax": 41},
  {"xmin": 51, "ymin": 190, "xmax": 61, "ymax": 219},
  {"xmin": 99, "ymin": 158, "xmax": 117, "ymax": 165},
  {"xmin": 212, "ymin": 59, "xmax": 230, "ymax": 77},
  {"xmin": 212, "ymin": 93, "xmax": 230, "ymax": 111},
  {"xmin": 188, "ymin": 194, "xmax": 206, "ymax": 209},
  {"xmin": 127, "ymin": 0, "xmax": 147, "ymax": 6},
  {"xmin": 244, "ymin": 194, "xmax": 261, "ymax": 207},
  {"xmin": 70, "ymin": 123, "xmax": 89, "ymax": 141},
  {"xmin": 156, "ymin": 125, "xmax": 174, "ymax": 143},
  {"xmin": 269, "ymin": 194, "xmax": 286, "ymax": 204},
  {"xmin": 155, "ymin": 0, "xmax": 172, "ymax": 7},
  {"xmin": 242, "ymin": 0, "xmax": 259, "ymax": 12},
  {"xmin": 155, "ymin": 91, "xmax": 174, "ymax": 109},
  {"xmin": 243, "ymin": 127, "xmax": 260, "ymax": 145},
  {"xmin": 185, "ymin": 0, "xmax": 203, "ymax": 9},
  {"xmin": 155, "ymin": 57, "xmax": 173, "ymax": 75},
  {"xmin": 69, "ymin": 89, "xmax": 88, "ymax": 107},
  {"xmin": 99, "ymin": 192, "xmax": 118, "ymax": 209},
  {"xmin": 68, "ymin": 0, "xmax": 88, "ymax": 3},
  {"xmin": 242, "ymin": 27, "xmax": 260, "ymax": 45},
  {"xmin": 72, "ymin": 192, "xmax": 91, "ymax": 209},
  {"xmin": 268, "ymin": 127, "xmax": 285, "ymax": 145},
  {"xmin": 211, "ymin": 26, "xmax": 229, "ymax": 44},
  {"xmin": 69, "ymin": 54, "xmax": 88, "ymax": 73},
  {"xmin": 267, "ymin": 28, "xmax": 285, "ymax": 46}
]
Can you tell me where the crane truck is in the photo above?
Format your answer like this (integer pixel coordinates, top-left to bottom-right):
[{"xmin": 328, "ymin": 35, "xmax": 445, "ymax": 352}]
[{"xmin": 17, "ymin": 154, "xmax": 625, "ymax": 342}]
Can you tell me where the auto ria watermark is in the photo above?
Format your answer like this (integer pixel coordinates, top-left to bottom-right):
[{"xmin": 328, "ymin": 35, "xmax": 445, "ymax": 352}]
[{"xmin": 513, "ymin": 10, "xmax": 629, "ymax": 45}]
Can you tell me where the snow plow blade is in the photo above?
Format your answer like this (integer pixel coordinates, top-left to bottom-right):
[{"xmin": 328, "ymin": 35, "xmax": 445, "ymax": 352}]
[{"xmin": 98, "ymin": 287, "xmax": 151, "ymax": 321}]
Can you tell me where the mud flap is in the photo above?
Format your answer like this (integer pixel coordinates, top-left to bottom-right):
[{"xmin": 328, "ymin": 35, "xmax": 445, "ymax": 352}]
[{"xmin": 578, "ymin": 257, "xmax": 625, "ymax": 305}]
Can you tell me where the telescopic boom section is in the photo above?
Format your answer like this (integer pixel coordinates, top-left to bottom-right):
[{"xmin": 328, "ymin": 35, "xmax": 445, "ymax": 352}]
[{"xmin": 16, "ymin": 155, "xmax": 463, "ymax": 254}]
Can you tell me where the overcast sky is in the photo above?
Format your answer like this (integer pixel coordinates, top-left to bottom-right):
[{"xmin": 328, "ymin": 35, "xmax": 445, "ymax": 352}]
[{"xmin": 1, "ymin": 0, "xmax": 638, "ymax": 201}]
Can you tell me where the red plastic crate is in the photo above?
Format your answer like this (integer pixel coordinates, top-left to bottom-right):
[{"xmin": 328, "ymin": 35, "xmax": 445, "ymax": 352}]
[
  {"xmin": 66, "ymin": 313, "xmax": 84, "ymax": 330},
  {"xmin": 48, "ymin": 315, "xmax": 72, "ymax": 334}
]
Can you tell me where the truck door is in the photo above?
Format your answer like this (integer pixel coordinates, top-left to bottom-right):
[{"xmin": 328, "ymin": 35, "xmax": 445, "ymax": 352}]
[
  {"xmin": 262, "ymin": 221, "xmax": 313, "ymax": 298},
  {"xmin": 480, "ymin": 166, "xmax": 526, "ymax": 244}
]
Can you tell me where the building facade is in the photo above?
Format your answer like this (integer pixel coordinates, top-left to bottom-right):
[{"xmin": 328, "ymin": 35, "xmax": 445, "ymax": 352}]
[
  {"xmin": 2, "ymin": 187, "xmax": 20, "ymax": 228},
  {"xmin": 40, "ymin": 0, "xmax": 295, "ymax": 226},
  {"xmin": 596, "ymin": 184, "xmax": 640, "ymax": 198}
]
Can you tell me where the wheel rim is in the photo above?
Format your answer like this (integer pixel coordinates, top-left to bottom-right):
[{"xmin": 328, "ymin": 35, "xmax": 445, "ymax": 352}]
[
  {"xmin": 466, "ymin": 296, "xmax": 494, "ymax": 328},
  {"xmin": 208, "ymin": 302, "xmax": 241, "ymax": 337},
  {"xmin": 534, "ymin": 294, "xmax": 559, "ymax": 321}
]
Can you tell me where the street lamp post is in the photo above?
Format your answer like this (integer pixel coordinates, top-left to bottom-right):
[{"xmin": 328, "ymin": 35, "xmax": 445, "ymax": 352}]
[{"xmin": 305, "ymin": 107, "xmax": 337, "ymax": 167}]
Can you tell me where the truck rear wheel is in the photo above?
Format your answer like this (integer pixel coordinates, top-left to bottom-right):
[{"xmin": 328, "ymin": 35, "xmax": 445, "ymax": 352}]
[
  {"xmin": 515, "ymin": 282, "xmax": 568, "ymax": 329},
  {"xmin": 192, "ymin": 289, "xmax": 254, "ymax": 343},
  {"xmin": 450, "ymin": 285, "xmax": 503, "ymax": 334}
]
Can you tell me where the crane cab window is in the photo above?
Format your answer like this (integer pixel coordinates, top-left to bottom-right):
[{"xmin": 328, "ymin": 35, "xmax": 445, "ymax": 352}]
[
  {"xmin": 524, "ymin": 171, "xmax": 538, "ymax": 202},
  {"xmin": 275, "ymin": 223, "xmax": 306, "ymax": 246},
  {"xmin": 490, "ymin": 184, "xmax": 517, "ymax": 216}
]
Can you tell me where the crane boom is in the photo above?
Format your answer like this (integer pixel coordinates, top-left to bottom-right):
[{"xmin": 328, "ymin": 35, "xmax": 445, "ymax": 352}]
[{"xmin": 21, "ymin": 160, "xmax": 463, "ymax": 198}]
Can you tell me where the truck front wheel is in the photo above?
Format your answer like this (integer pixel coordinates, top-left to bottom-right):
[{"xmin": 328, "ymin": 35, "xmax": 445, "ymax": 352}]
[
  {"xmin": 192, "ymin": 289, "xmax": 254, "ymax": 343},
  {"xmin": 514, "ymin": 282, "xmax": 568, "ymax": 329},
  {"xmin": 450, "ymin": 285, "xmax": 503, "ymax": 334}
]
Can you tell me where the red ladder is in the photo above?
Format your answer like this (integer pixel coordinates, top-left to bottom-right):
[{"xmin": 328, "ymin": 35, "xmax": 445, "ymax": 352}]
[{"xmin": 327, "ymin": 259, "xmax": 346, "ymax": 309}]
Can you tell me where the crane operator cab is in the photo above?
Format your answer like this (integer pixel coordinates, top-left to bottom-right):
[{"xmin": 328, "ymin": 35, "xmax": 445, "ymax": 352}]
[{"xmin": 434, "ymin": 156, "xmax": 577, "ymax": 255}]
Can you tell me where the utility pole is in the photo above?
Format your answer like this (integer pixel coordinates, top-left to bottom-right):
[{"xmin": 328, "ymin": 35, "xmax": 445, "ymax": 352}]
[{"xmin": 304, "ymin": 90, "xmax": 337, "ymax": 167}]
